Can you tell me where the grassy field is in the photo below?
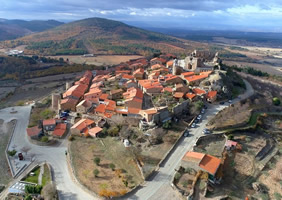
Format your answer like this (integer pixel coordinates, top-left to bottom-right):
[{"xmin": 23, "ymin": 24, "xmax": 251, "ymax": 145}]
[
  {"xmin": 0, "ymin": 119, "xmax": 14, "ymax": 185},
  {"xmin": 70, "ymin": 136, "xmax": 143, "ymax": 197},
  {"xmin": 22, "ymin": 164, "xmax": 51, "ymax": 186},
  {"xmin": 23, "ymin": 166, "xmax": 41, "ymax": 184},
  {"xmin": 50, "ymin": 55, "xmax": 144, "ymax": 66}
]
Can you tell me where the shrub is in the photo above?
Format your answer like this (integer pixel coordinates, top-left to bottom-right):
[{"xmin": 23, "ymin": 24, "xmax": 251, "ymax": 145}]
[
  {"xmin": 273, "ymin": 97, "xmax": 281, "ymax": 106},
  {"xmin": 68, "ymin": 135, "xmax": 75, "ymax": 141},
  {"xmin": 94, "ymin": 157, "xmax": 101, "ymax": 166},
  {"xmin": 7, "ymin": 150, "xmax": 17, "ymax": 157},
  {"xmin": 162, "ymin": 120, "xmax": 172, "ymax": 129},
  {"xmin": 108, "ymin": 126, "xmax": 120, "ymax": 137},
  {"xmin": 41, "ymin": 136, "xmax": 49, "ymax": 143},
  {"xmin": 109, "ymin": 163, "xmax": 115, "ymax": 171},
  {"xmin": 182, "ymin": 180, "xmax": 189, "ymax": 188},
  {"xmin": 93, "ymin": 169, "xmax": 99, "ymax": 177},
  {"xmin": 25, "ymin": 185, "xmax": 42, "ymax": 194},
  {"xmin": 25, "ymin": 195, "xmax": 32, "ymax": 200},
  {"xmin": 274, "ymin": 192, "xmax": 282, "ymax": 200},
  {"xmin": 227, "ymin": 134, "xmax": 234, "ymax": 140},
  {"xmin": 175, "ymin": 172, "xmax": 181, "ymax": 180}
]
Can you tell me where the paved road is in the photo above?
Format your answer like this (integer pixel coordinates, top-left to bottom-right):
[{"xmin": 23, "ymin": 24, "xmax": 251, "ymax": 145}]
[
  {"xmin": 0, "ymin": 106, "xmax": 97, "ymax": 200},
  {"xmin": 0, "ymin": 79, "xmax": 254, "ymax": 200},
  {"xmin": 130, "ymin": 79, "xmax": 254, "ymax": 200}
]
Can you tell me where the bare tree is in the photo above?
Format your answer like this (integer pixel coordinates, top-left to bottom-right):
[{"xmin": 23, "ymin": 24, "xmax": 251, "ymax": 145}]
[{"xmin": 21, "ymin": 146, "xmax": 31, "ymax": 156}]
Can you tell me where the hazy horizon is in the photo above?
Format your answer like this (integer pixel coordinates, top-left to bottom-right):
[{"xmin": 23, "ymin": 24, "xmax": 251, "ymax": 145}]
[{"xmin": 0, "ymin": 0, "xmax": 282, "ymax": 32}]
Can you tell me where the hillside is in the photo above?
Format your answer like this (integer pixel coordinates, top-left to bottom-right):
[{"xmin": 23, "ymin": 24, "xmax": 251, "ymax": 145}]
[
  {"xmin": 0, "ymin": 19, "xmax": 64, "ymax": 41},
  {"xmin": 1, "ymin": 17, "xmax": 207, "ymax": 56}
]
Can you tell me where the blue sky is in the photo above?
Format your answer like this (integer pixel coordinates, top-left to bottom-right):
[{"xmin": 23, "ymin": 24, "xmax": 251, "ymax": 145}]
[{"xmin": 0, "ymin": 0, "xmax": 282, "ymax": 31}]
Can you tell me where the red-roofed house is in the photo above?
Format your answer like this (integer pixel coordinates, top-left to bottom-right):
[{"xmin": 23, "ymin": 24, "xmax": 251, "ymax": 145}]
[
  {"xmin": 53, "ymin": 123, "xmax": 67, "ymax": 138},
  {"xmin": 89, "ymin": 127, "xmax": 103, "ymax": 138},
  {"xmin": 95, "ymin": 104, "xmax": 106, "ymax": 116},
  {"xmin": 84, "ymin": 88, "xmax": 102, "ymax": 102},
  {"xmin": 192, "ymin": 88, "xmax": 206, "ymax": 97},
  {"xmin": 181, "ymin": 151, "xmax": 222, "ymax": 181},
  {"xmin": 166, "ymin": 60, "xmax": 174, "ymax": 68},
  {"xmin": 206, "ymin": 91, "xmax": 217, "ymax": 103},
  {"xmin": 181, "ymin": 72, "xmax": 195, "ymax": 79},
  {"xmin": 71, "ymin": 118, "xmax": 95, "ymax": 135},
  {"xmin": 184, "ymin": 74, "xmax": 209, "ymax": 86},
  {"xmin": 162, "ymin": 87, "xmax": 173, "ymax": 93},
  {"xmin": 150, "ymin": 57, "xmax": 166, "ymax": 65},
  {"xmin": 173, "ymin": 92, "xmax": 184, "ymax": 99},
  {"xmin": 122, "ymin": 74, "xmax": 134, "ymax": 81},
  {"xmin": 76, "ymin": 100, "xmax": 92, "ymax": 114},
  {"xmin": 139, "ymin": 109, "xmax": 158, "ymax": 122},
  {"xmin": 99, "ymin": 93, "xmax": 109, "ymax": 102},
  {"xmin": 165, "ymin": 75, "xmax": 183, "ymax": 85},
  {"xmin": 110, "ymin": 89, "xmax": 123, "ymax": 100},
  {"xmin": 43, "ymin": 119, "xmax": 56, "ymax": 131},
  {"xmin": 133, "ymin": 68, "xmax": 144, "ymax": 80},
  {"xmin": 186, "ymin": 93, "xmax": 196, "ymax": 101},
  {"xmin": 26, "ymin": 126, "xmax": 43, "ymax": 139},
  {"xmin": 60, "ymin": 97, "xmax": 79, "ymax": 112},
  {"xmin": 63, "ymin": 84, "xmax": 88, "ymax": 100}
]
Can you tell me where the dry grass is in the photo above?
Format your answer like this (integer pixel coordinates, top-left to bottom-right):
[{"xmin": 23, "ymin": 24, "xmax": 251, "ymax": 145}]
[
  {"xmin": 70, "ymin": 136, "xmax": 143, "ymax": 196},
  {"xmin": 49, "ymin": 55, "xmax": 144, "ymax": 66}
]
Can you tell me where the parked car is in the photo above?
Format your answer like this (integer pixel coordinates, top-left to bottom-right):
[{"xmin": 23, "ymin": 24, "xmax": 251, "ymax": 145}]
[
  {"xmin": 202, "ymin": 128, "xmax": 211, "ymax": 134},
  {"xmin": 18, "ymin": 152, "xmax": 23, "ymax": 160},
  {"xmin": 194, "ymin": 119, "xmax": 199, "ymax": 123},
  {"xmin": 191, "ymin": 123, "xmax": 196, "ymax": 128},
  {"xmin": 183, "ymin": 129, "xmax": 189, "ymax": 137},
  {"xmin": 203, "ymin": 105, "xmax": 208, "ymax": 109},
  {"xmin": 228, "ymin": 100, "xmax": 232, "ymax": 103},
  {"xmin": 220, "ymin": 101, "xmax": 225, "ymax": 105},
  {"xmin": 201, "ymin": 109, "xmax": 205, "ymax": 114},
  {"xmin": 197, "ymin": 115, "xmax": 202, "ymax": 120}
]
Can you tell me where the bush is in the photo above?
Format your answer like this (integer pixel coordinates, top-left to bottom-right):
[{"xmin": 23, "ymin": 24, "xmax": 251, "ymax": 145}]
[
  {"xmin": 175, "ymin": 172, "xmax": 181, "ymax": 180},
  {"xmin": 7, "ymin": 150, "xmax": 17, "ymax": 157},
  {"xmin": 68, "ymin": 135, "xmax": 75, "ymax": 141},
  {"xmin": 227, "ymin": 134, "xmax": 234, "ymax": 140},
  {"xmin": 93, "ymin": 169, "xmax": 99, "ymax": 177},
  {"xmin": 108, "ymin": 126, "xmax": 120, "ymax": 137},
  {"xmin": 41, "ymin": 136, "xmax": 49, "ymax": 143},
  {"xmin": 25, "ymin": 195, "xmax": 32, "ymax": 200},
  {"xmin": 162, "ymin": 120, "xmax": 172, "ymax": 129},
  {"xmin": 109, "ymin": 163, "xmax": 116, "ymax": 171},
  {"xmin": 25, "ymin": 185, "xmax": 42, "ymax": 194},
  {"xmin": 94, "ymin": 157, "xmax": 101, "ymax": 166},
  {"xmin": 273, "ymin": 97, "xmax": 281, "ymax": 106}
]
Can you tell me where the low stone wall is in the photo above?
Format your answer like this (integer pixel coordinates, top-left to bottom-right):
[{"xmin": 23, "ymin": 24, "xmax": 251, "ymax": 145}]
[{"xmin": 5, "ymin": 120, "xmax": 17, "ymax": 177}]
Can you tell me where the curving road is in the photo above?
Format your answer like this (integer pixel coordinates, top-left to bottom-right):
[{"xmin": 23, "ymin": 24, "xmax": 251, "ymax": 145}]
[
  {"xmin": 0, "ymin": 106, "xmax": 97, "ymax": 200},
  {"xmin": 0, "ymin": 79, "xmax": 254, "ymax": 200}
]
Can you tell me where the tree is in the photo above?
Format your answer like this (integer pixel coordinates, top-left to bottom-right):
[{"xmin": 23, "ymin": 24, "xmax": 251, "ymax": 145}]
[
  {"xmin": 108, "ymin": 126, "xmax": 120, "ymax": 137},
  {"xmin": 93, "ymin": 169, "xmax": 99, "ymax": 177},
  {"xmin": 25, "ymin": 194, "xmax": 32, "ymax": 200},
  {"xmin": 21, "ymin": 146, "xmax": 31, "ymax": 156},
  {"xmin": 175, "ymin": 172, "xmax": 181, "ymax": 180},
  {"xmin": 7, "ymin": 150, "xmax": 17, "ymax": 157},
  {"xmin": 41, "ymin": 136, "xmax": 49, "ymax": 143},
  {"xmin": 94, "ymin": 157, "xmax": 101, "ymax": 166},
  {"xmin": 109, "ymin": 163, "xmax": 116, "ymax": 171},
  {"xmin": 273, "ymin": 97, "xmax": 281, "ymax": 106},
  {"xmin": 162, "ymin": 120, "xmax": 172, "ymax": 129}
]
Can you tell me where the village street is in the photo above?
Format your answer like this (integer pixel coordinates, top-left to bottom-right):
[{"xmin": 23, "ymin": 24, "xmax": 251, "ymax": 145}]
[{"xmin": 0, "ymin": 79, "xmax": 254, "ymax": 200}]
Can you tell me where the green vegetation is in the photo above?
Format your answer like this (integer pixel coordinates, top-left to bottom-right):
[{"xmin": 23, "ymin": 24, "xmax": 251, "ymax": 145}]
[
  {"xmin": 42, "ymin": 164, "xmax": 51, "ymax": 186},
  {"xmin": 273, "ymin": 97, "xmax": 281, "ymax": 106},
  {"xmin": 94, "ymin": 157, "xmax": 101, "ymax": 166},
  {"xmin": 40, "ymin": 136, "xmax": 49, "ymax": 143},
  {"xmin": 175, "ymin": 172, "xmax": 181, "ymax": 180},
  {"xmin": 93, "ymin": 169, "xmax": 99, "ymax": 177},
  {"xmin": 40, "ymin": 109, "xmax": 55, "ymax": 119},
  {"xmin": 162, "ymin": 120, "xmax": 172, "ymax": 129},
  {"xmin": 25, "ymin": 184, "xmax": 42, "ymax": 194},
  {"xmin": 109, "ymin": 163, "xmax": 116, "ymax": 171},
  {"xmin": 230, "ymin": 65, "xmax": 269, "ymax": 77},
  {"xmin": 23, "ymin": 167, "xmax": 40, "ymax": 184},
  {"xmin": 7, "ymin": 150, "xmax": 17, "ymax": 157},
  {"xmin": 220, "ymin": 52, "xmax": 247, "ymax": 58},
  {"xmin": 107, "ymin": 126, "xmax": 120, "ymax": 137}
]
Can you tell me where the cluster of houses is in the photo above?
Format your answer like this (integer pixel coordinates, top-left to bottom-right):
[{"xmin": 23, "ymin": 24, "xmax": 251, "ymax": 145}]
[
  {"xmin": 36, "ymin": 50, "xmax": 221, "ymax": 139},
  {"xmin": 26, "ymin": 118, "xmax": 67, "ymax": 140}
]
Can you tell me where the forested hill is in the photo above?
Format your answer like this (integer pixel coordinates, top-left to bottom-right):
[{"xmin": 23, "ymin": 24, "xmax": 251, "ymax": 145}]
[
  {"xmin": 0, "ymin": 19, "xmax": 64, "ymax": 41},
  {"xmin": 1, "ymin": 17, "xmax": 207, "ymax": 56}
]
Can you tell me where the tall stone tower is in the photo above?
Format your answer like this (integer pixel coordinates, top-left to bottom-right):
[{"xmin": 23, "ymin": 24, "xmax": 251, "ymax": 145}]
[{"xmin": 52, "ymin": 93, "xmax": 61, "ymax": 111}]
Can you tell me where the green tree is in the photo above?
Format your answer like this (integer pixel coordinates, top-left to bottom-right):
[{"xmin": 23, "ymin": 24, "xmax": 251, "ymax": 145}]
[
  {"xmin": 41, "ymin": 136, "xmax": 49, "ymax": 143},
  {"xmin": 25, "ymin": 194, "xmax": 32, "ymax": 200},
  {"xmin": 93, "ymin": 169, "xmax": 99, "ymax": 177},
  {"xmin": 7, "ymin": 150, "xmax": 17, "ymax": 157},
  {"xmin": 162, "ymin": 120, "xmax": 172, "ymax": 129},
  {"xmin": 94, "ymin": 157, "xmax": 101, "ymax": 166},
  {"xmin": 273, "ymin": 97, "xmax": 281, "ymax": 106},
  {"xmin": 109, "ymin": 163, "xmax": 116, "ymax": 171},
  {"xmin": 175, "ymin": 172, "xmax": 181, "ymax": 180}
]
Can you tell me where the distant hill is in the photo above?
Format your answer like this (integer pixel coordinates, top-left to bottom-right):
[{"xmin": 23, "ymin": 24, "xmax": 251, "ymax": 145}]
[
  {"xmin": 1, "ymin": 17, "xmax": 207, "ymax": 56},
  {"xmin": 0, "ymin": 19, "xmax": 64, "ymax": 41}
]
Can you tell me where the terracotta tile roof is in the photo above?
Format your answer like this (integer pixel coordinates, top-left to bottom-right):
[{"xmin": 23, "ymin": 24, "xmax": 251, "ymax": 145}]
[
  {"xmin": 199, "ymin": 154, "xmax": 221, "ymax": 175},
  {"xmin": 162, "ymin": 87, "xmax": 173, "ymax": 93},
  {"xmin": 53, "ymin": 123, "xmax": 67, "ymax": 137},
  {"xmin": 85, "ymin": 88, "xmax": 102, "ymax": 96},
  {"xmin": 192, "ymin": 88, "xmax": 206, "ymax": 95},
  {"xmin": 150, "ymin": 57, "xmax": 166, "ymax": 64},
  {"xmin": 151, "ymin": 64, "xmax": 165, "ymax": 70},
  {"xmin": 181, "ymin": 72, "xmax": 195, "ymax": 77},
  {"xmin": 110, "ymin": 89, "xmax": 123, "ymax": 95},
  {"xmin": 128, "ymin": 107, "xmax": 141, "ymax": 114},
  {"xmin": 105, "ymin": 99, "xmax": 116, "ymax": 111},
  {"xmin": 89, "ymin": 126, "xmax": 103, "ymax": 137},
  {"xmin": 207, "ymin": 91, "xmax": 217, "ymax": 99},
  {"xmin": 186, "ymin": 93, "xmax": 196, "ymax": 99},
  {"xmin": 142, "ymin": 109, "xmax": 157, "ymax": 115},
  {"xmin": 133, "ymin": 68, "xmax": 144, "ymax": 75},
  {"xmin": 182, "ymin": 151, "xmax": 205, "ymax": 163},
  {"xmin": 26, "ymin": 126, "xmax": 41, "ymax": 137},
  {"xmin": 76, "ymin": 100, "xmax": 92, "ymax": 108},
  {"xmin": 123, "ymin": 87, "xmax": 143, "ymax": 100},
  {"xmin": 99, "ymin": 93, "xmax": 109, "ymax": 101},
  {"xmin": 165, "ymin": 75, "xmax": 180, "ymax": 82},
  {"xmin": 225, "ymin": 140, "xmax": 238, "ymax": 147},
  {"xmin": 166, "ymin": 60, "xmax": 174, "ymax": 67},
  {"xmin": 200, "ymin": 71, "xmax": 212, "ymax": 76},
  {"xmin": 138, "ymin": 79, "xmax": 161, "ymax": 89},
  {"xmin": 116, "ymin": 70, "xmax": 131, "ymax": 75},
  {"xmin": 173, "ymin": 92, "xmax": 184, "ymax": 99},
  {"xmin": 122, "ymin": 74, "xmax": 134, "ymax": 80},
  {"xmin": 95, "ymin": 104, "xmax": 106, "ymax": 113},
  {"xmin": 71, "ymin": 119, "xmax": 95, "ymax": 131},
  {"xmin": 60, "ymin": 97, "xmax": 78, "ymax": 106},
  {"xmin": 104, "ymin": 113, "xmax": 114, "ymax": 118},
  {"xmin": 63, "ymin": 84, "xmax": 88, "ymax": 99},
  {"xmin": 43, "ymin": 119, "xmax": 56, "ymax": 126},
  {"xmin": 90, "ymin": 82, "xmax": 103, "ymax": 89},
  {"xmin": 185, "ymin": 74, "xmax": 208, "ymax": 83}
]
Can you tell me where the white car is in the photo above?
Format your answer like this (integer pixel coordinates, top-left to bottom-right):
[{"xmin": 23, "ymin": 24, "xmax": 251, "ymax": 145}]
[
  {"xmin": 197, "ymin": 115, "xmax": 202, "ymax": 120},
  {"xmin": 191, "ymin": 123, "xmax": 196, "ymax": 128},
  {"xmin": 201, "ymin": 109, "xmax": 205, "ymax": 114}
]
